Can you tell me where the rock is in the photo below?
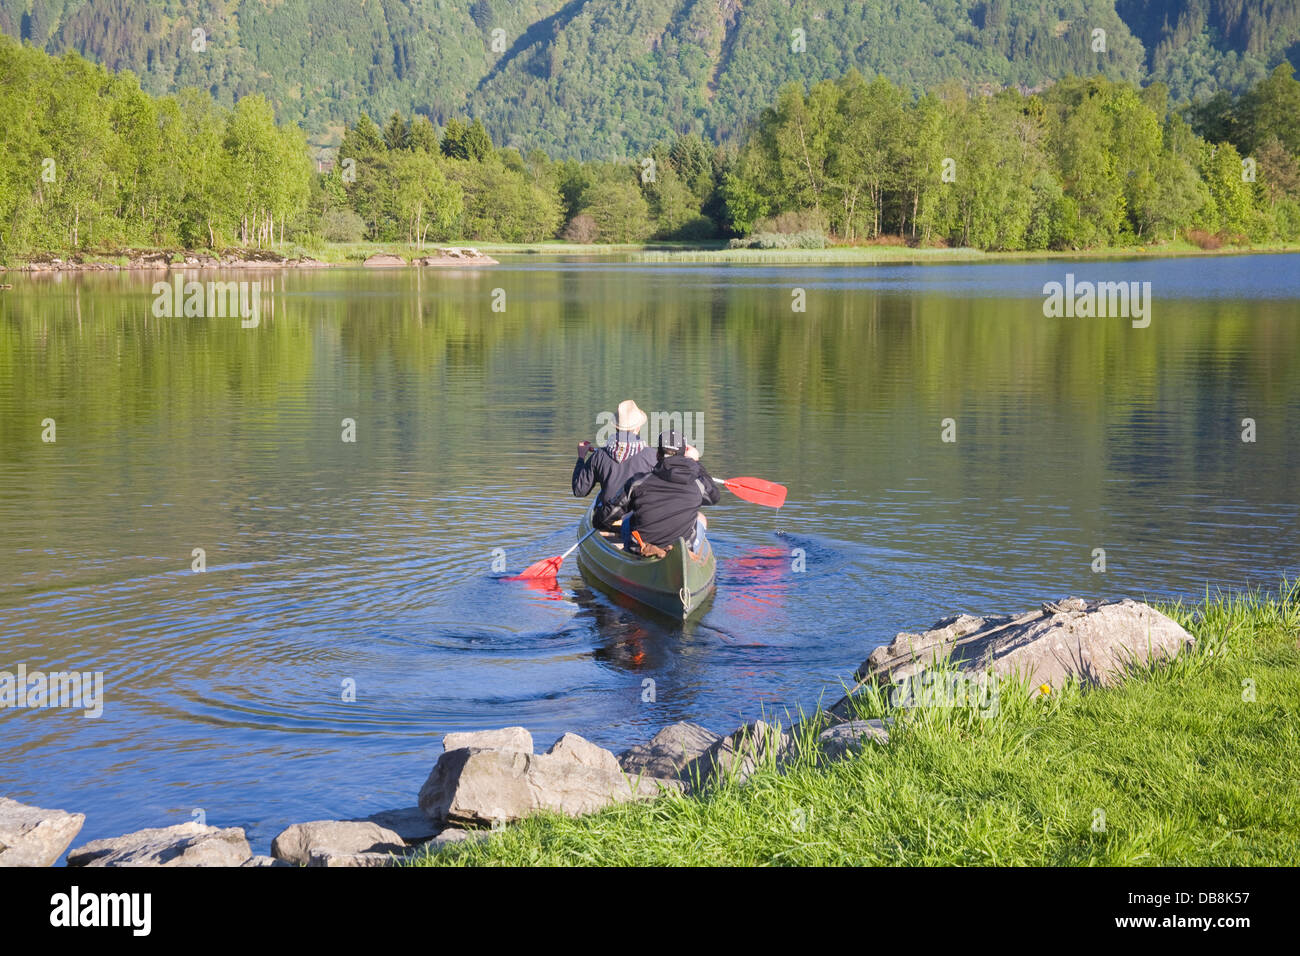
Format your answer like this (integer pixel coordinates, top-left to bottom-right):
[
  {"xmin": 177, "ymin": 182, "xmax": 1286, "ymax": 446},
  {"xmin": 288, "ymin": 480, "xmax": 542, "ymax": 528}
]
[
  {"xmin": 67, "ymin": 823, "xmax": 251, "ymax": 867},
  {"xmin": 818, "ymin": 720, "xmax": 890, "ymax": 761},
  {"xmin": 679, "ymin": 720, "xmax": 790, "ymax": 789},
  {"xmin": 415, "ymin": 250, "xmax": 499, "ymax": 266},
  {"xmin": 360, "ymin": 806, "xmax": 439, "ymax": 844},
  {"xmin": 402, "ymin": 827, "xmax": 493, "ymax": 862},
  {"xmin": 0, "ymin": 797, "xmax": 86, "ymax": 867},
  {"xmin": 418, "ymin": 748, "xmax": 681, "ymax": 827},
  {"xmin": 363, "ymin": 253, "xmax": 406, "ymax": 267},
  {"xmin": 308, "ymin": 850, "xmax": 404, "ymax": 867},
  {"xmin": 545, "ymin": 733, "xmax": 621, "ymax": 774},
  {"xmin": 443, "ymin": 726, "xmax": 533, "ymax": 754},
  {"xmin": 838, "ymin": 598, "xmax": 1194, "ymax": 714},
  {"xmin": 270, "ymin": 820, "xmax": 406, "ymax": 866},
  {"xmin": 617, "ymin": 722, "xmax": 722, "ymax": 781},
  {"xmin": 241, "ymin": 855, "xmax": 292, "ymax": 867},
  {"xmin": 428, "ymin": 827, "xmax": 488, "ymax": 846}
]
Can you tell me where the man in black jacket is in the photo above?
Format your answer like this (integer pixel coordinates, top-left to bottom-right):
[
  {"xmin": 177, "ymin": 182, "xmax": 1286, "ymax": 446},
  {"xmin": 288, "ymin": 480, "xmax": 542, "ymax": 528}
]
[
  {"xmin": 572, "ymin": 399, "xmax": 658, "ymax": 529},
  {"xmin": 610, "ymin": 429, "xmax": 721, "ymax": 556}
]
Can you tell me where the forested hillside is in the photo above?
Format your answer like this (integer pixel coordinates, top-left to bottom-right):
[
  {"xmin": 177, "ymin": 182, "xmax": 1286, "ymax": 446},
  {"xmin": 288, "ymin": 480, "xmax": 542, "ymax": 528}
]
[
  {"xmin": 2, "ymin": 0, "xmax": 1297, "ymax": 159},
  {"xmin": 5, "ymin": 30, "xmax": 1298, "ymax": 259}
]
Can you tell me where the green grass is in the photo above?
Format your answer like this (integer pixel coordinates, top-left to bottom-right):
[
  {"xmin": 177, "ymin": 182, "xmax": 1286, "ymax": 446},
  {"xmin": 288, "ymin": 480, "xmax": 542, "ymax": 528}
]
[
  {"xmin": 9, "ymin": 239, "xmax": 1296, "ymax": 270},
  {"xmin": 313, "ymin": 238, "xmax": 1300, "ymax": 265},
  {"xmin": 408, "ymin": 583, "xmax": 1300, "ymax": 866},
  {"xmin": 626, "ymin": 239, "xmax": 1300, "ymax": 264}
]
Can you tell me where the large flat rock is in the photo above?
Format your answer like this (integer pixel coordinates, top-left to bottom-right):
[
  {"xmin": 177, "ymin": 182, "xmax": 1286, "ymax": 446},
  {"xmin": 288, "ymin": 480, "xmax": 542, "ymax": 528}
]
[
  {"xmin": 0, "ymin": 797, "xmax": 85, "ymax": 867},
  {"xmin": 834, "ymin": 597, "xmax": 1194, "ymax": 718},
  {"xmin": 359, "ymin": 806, "xmax": 440, "ymax": 844},
  {"xmin": 617, "ymin": 722, "xmax": 721, "ymax": 781},
  {"xmin": 443, "ymin": 726, "xmax": 532, "ymax": 754},
  {"xmin": 271, "ymin": 820, "xmax": 406, "ymax": 866},
  {"xmin": 418, "ymin": 748, "xmax": 680, "ymax": 827},
  {"xmin": 67, "ymin": 823, "xmax": 251, "ymax": 867},
  {"xmin": 363, "ymin": 253, "xmax": 406, "ymax": 267}
]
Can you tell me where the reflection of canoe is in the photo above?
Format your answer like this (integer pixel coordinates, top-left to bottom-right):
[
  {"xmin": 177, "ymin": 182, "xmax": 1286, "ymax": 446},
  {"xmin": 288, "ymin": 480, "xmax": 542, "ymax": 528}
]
[{"xmin": 575, "ymin": 508, "xmax": 716, "ymax": 620}]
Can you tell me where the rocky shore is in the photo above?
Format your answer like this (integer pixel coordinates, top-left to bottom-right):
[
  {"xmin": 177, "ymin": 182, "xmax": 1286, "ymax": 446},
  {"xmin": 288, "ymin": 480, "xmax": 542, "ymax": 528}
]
[
  {"xmin": 0, "ymin": 247, "xmax": 498, "ymax": 275},
  {"xmin": 0, "ymin": 597, "xmax": 1192, "ymax": 868},
  {"xmin": 362, "ymin": 248, "xmax": 498, "ymax": 267}
]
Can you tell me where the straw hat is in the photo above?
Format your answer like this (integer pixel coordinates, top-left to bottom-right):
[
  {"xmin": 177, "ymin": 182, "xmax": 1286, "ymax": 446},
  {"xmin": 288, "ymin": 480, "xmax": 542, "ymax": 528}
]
[{"xmin": 616, "ymin": 399, "xmax": 647, "ymax": 432}]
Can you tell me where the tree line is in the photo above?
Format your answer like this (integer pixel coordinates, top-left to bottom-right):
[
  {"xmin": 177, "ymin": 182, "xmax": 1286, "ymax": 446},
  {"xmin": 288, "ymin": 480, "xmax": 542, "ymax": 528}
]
[
  {"xmin": 726, "ymin": 63, "xmax": 1300, "ymax": 248},
  {"xmin": 0, "ymin": 36, "xmax": 311, "ymax": 255},
  {"xmin": 2, "ymin": 31, "xmax": 1298, "ymax": 258}
]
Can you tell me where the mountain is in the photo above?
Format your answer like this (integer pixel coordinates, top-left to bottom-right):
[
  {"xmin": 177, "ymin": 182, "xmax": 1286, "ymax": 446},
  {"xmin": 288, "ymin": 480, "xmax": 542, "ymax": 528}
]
[{"xmin": 2, "ymin": 0, "xmax": 1297, "ymax": 159}]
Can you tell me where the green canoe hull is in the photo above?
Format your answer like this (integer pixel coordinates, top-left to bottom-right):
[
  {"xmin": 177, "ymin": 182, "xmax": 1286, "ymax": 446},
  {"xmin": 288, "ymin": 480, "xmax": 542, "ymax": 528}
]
[{"xmin": 575, "ymin": 509, "xmax": 716, "ymax": 620}]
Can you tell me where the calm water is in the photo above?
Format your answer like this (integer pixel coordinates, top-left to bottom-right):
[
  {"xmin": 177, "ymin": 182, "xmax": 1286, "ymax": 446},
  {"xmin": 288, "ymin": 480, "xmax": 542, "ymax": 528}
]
[{"xmin": 1, "ymin": 253, "xmax": 1297, "ymax": 853}]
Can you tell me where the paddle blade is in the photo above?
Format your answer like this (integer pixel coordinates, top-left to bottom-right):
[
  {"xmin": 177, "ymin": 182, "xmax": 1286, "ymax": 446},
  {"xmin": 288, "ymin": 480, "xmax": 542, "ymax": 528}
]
[
  {"xmin": 723, "ymin": 476, "xmax": 787, "ymax": 508},
  {"xmin": 511, "ymin": 555, "xmax": 565, "ymax": 580}
]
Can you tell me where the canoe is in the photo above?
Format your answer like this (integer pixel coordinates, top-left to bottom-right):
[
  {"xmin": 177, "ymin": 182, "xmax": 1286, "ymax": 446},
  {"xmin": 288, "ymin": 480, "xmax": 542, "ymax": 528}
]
[{"xmin": 575, "ymin": 508, "xmax": 716, "ymax": 620}]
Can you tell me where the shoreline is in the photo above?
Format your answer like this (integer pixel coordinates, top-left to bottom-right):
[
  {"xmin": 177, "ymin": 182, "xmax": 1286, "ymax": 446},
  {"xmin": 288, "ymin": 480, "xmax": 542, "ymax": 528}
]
[
  {"xmin": 7, "ymin": 585, "xmax": 1296, "ymax": 867},
  {"xmin": 2, "ymin": 240, "xmax": 1297, "ymax": 275},
  {"xmin": 0, "ymin": 246, "xmax": 500, "ymax": 274}
]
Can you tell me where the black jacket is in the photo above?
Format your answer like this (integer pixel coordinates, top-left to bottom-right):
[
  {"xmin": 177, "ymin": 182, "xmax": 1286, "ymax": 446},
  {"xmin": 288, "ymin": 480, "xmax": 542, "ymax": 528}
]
[
  {"xmin": 610, "ymin": 456, "xmax": 721, "ymax": 547},
  {"xmin": 572, "ymin": 445, "xmax": 658, "ymax": 527}
]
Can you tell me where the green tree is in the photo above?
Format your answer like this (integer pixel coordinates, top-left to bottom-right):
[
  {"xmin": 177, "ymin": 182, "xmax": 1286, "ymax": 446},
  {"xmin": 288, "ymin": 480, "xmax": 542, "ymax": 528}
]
[
  {"xmin": 391, "ymin": 151, "xmax": 462, "ymax": 247},
  {"xmin": 580, "ymin": 177, "xmax": 652, "ymax": 242},
  {"xmin": 383, "ymin": 111, "xmax": 410, "ymax": 151}
]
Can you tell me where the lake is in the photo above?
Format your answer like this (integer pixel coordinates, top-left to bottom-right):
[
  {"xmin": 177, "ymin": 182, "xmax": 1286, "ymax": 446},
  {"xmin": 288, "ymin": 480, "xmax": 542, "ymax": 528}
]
[{"xmin": 1, "ymin": 252, "xmax": 1297, "ymax": 853}]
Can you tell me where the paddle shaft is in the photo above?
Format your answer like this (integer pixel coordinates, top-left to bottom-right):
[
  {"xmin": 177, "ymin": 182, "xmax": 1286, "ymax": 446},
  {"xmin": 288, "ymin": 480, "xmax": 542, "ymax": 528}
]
[{"xmin": 562, "ymin": 528, "xmax": 600, "ymax": 560}]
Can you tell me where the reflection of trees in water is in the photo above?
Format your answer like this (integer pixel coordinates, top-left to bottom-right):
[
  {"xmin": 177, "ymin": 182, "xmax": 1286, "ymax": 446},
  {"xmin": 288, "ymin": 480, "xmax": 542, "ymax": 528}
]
[{"xmin": 7, "ymin": 267, "xmax": 1297, "ymax": 548}]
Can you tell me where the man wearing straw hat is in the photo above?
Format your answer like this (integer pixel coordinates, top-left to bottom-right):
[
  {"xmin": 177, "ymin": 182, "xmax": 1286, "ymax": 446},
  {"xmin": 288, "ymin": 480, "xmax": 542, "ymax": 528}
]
[{"xmin": 573, "ymin": 399, "xmax": 658, "ymax": 530}]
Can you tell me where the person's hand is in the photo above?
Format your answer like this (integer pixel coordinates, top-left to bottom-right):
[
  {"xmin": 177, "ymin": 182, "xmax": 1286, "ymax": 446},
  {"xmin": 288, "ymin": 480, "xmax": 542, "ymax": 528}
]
[
  {"xmin": 578, "ymin": 441, "xmax": 592, "ymax": 457},
  {"xmin": 684, "ymin": 445, "xmax": 700, "ymax": 460}
]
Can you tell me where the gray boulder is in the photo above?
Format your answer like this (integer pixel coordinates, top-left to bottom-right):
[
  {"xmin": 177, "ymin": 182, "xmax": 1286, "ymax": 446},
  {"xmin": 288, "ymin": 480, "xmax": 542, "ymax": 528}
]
[
  {"xmin": 818, "ymin": 719, "xmax": 890, "ymax": 761},
  {"xmin": 443, "ymin": 726, "xmax": 532, "ymax": 754},
  {"xmin": 0, "ymin": 797, "xmax": 85, "ymax": 867},
  {"xmin": 835, "ymin": 598, "xmax": 1194, "ymax": 717},
  {"xmin": 680, "ymin": 720, "xmax": 790, "ymax": 789},
  {"xmin": 308, "ymin": 850, "xmax": 404, "ymax": 867},
  {"xmin": 363, "ymin": 253, "xmax": 406, "ymax": 268},
  {"xmin": 270, "ymin": 820, "xmax": 406, "ymax": 866},
  {"xmin": 67, "ymin": 823, "xmax": 251, "ymax": 867},
  {"xmin": 359, "ymin": 806, "xmax": 439, "ymax": 844},
  {"xmin": 418, "ymin": 748, "xmax": 680, "ymax": 827},
  {"xmin": 427, "ymin": 827, "xmax": 490, "ymax": 847},
  {"xmin": 617, "ymin": 722, "xmax": 721, "ymax": 781},
  {"xmin": 402, "ymin": 827, "xmax": 493, "ymax": 862},
  {"xmin": 241, "ymin": 855, "xmax": 292, "ymax": 867},
  {"xmin": 545, "ymin": 733, "xmax": 622, "ymax": 774}
]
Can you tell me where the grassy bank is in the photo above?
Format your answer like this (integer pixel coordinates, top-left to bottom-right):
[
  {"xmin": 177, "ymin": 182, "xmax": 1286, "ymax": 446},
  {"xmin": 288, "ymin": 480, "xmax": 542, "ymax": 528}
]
[
  {"xmin": 409, "ymin": 584, "xmax": 1299, "ymax": 866},
  {"xmin": 316, "ymin": 238, "xmax": 1300, "ymax": 265},
  {"xmin": 7, "ymin": 239, "xmax": 1299, "ymax": 270}
]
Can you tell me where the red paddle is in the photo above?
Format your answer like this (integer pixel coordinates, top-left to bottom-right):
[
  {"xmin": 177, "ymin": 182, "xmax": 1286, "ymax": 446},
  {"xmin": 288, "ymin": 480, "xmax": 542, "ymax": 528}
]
[
  {"xmin": 510, "ymin": 529, "xmax": 599, "ymax": 580},
  {"xmin": 717, "ymin": 476, "xmax": 787, "ymax": 509}
]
